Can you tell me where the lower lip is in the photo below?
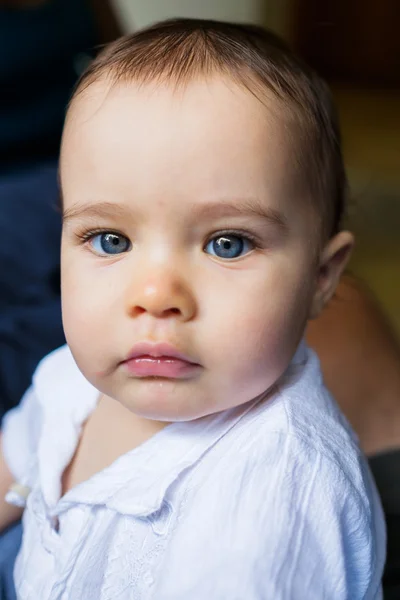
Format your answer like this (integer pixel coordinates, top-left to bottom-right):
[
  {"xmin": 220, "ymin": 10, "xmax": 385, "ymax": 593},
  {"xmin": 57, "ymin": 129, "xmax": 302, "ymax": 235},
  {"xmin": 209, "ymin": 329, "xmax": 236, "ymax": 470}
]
[{"xmin": 123, "ymin": 356, "xmax": 200, "ymax": 379}]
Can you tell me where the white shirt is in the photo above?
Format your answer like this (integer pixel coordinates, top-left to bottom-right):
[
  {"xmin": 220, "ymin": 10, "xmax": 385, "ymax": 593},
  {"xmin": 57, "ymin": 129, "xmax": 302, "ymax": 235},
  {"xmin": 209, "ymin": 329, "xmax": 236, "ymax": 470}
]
[{"xmin": 2, "ymin": 343, "xmax": 385, "ymax": 600}]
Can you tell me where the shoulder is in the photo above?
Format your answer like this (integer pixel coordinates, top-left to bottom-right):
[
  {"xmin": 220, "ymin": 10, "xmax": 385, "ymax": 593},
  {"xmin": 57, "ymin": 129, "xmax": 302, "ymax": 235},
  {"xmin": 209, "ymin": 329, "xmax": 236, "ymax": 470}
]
[
  {"xmin": 229, "ymin": 349, "xmax": 386, "ymax": 595},
  {"xmin": 2, "ymin": 345, "xmax": 98, "ymax": 486},
  {"xmin": 216, "ymin": 396, "xmax": 377, "ymax": 527},
  {"xmin": 173, "ymin": 364, "xmax": 385, "ymax": 598},
  {"xmin": 220, "ymin": 346, "xmax": 358, "ymax": 471},
  {"xmin": 164, "ymin": 424, "xmax": 385, "ymax": 599},
  {"xmin": 197, "ymin": 345, "xmax": 386, "ymax": 556},
  {"xmin": 235, "ymin": 348, "xmax": 381, "ymax": 513}
]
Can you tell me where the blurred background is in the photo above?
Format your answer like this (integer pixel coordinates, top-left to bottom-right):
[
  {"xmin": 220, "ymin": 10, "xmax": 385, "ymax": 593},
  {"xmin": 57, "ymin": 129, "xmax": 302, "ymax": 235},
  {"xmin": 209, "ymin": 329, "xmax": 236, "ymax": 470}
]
[
  {"xmin": 114, "ymin": 0, "xmax": 400, "ymax": 337},
  {"xmin": 0, "ymin": 3, "xmax": 399, "ymax": 595},
  {"xmin": 1, "ymin": 4, "xmax": 398, "ymax": 596}
]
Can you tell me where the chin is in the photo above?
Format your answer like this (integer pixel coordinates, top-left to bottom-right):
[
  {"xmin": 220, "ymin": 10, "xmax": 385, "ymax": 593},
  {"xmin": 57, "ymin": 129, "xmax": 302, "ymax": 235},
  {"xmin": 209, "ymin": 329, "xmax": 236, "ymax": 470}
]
[{"xmin": 122, "ymin": 395, "xmax": 214, "ymax": 423}]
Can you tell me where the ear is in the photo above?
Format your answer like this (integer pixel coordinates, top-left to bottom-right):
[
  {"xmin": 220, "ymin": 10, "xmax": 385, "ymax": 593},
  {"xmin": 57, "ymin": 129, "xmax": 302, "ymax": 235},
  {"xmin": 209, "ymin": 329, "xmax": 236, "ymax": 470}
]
[{"xmin": 309, "ymin": 231, "xmax": 354, "ymax": 319}]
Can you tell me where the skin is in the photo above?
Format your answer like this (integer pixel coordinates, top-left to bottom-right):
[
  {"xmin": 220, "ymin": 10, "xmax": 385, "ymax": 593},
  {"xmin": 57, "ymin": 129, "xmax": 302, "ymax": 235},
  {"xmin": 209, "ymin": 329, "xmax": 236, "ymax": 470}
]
[
  {"xmin": 308, "ymin": 275, "xmax": 400, "ymax": 456},
  {"xmin": 59, "ymin": 76, "xmax": 353, "ymax": 430}
]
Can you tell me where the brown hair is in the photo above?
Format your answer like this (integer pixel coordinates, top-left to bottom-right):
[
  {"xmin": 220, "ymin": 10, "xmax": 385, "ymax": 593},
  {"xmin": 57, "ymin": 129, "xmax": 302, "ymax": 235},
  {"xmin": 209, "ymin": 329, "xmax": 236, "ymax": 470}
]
[{"xmin": 72, "ymin": 18, "xmax": 347, "ymax": 240}]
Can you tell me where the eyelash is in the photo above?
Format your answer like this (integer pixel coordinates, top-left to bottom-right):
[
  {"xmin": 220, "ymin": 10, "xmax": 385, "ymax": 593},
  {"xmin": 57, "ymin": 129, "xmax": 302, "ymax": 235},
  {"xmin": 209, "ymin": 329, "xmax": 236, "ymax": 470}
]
[
  {"xmin": 75, "ymin": 228, "xmax": 264, "ymax": 250},
  {"xmin": 205, "ymin": 229, "xmax": 262, "ymax": 249},
  {"xmin": 75, "ymin": 228, "xmax": 121, "ymax": 244}
]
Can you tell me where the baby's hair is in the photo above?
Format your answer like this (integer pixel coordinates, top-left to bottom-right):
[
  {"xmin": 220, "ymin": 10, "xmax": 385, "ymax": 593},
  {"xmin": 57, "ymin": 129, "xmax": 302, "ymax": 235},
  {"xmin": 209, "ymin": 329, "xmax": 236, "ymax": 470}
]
[{"xmin": 71, "ymin": 18, "xmax": 347, "ymax": 241}]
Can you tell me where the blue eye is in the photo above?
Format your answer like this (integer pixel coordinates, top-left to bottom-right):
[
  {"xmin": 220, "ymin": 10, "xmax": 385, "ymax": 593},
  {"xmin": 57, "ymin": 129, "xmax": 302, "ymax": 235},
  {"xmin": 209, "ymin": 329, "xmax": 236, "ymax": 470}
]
[
  {"xmin": 205, "ymin": 234, "xmax": 254, "ymax": 259},
  {"xmin": 91, "ymin": 232, "xmax": 131, "ymax": 255}
]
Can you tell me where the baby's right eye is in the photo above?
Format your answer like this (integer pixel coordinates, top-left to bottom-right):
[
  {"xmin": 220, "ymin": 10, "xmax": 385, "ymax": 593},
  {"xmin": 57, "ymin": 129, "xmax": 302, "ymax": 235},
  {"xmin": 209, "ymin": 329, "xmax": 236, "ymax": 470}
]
[{"xmin": 90, "ymin": 232, "xmax": 131, "ymax": 255}]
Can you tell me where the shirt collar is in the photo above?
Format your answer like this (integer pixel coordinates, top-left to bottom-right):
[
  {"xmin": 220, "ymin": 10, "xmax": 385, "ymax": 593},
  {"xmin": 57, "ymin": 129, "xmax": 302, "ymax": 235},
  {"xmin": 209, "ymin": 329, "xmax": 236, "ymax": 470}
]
[
  {"xmin": 34, "ymin": 346, "xmax": 99, "ymax": 510},
  {"xmin": 39, "ymin": 341, "xmax": 308, "ymax": 518},
  {"xmin": 56, "ymin": 394, "xmax": 262, "ymax": 517}
]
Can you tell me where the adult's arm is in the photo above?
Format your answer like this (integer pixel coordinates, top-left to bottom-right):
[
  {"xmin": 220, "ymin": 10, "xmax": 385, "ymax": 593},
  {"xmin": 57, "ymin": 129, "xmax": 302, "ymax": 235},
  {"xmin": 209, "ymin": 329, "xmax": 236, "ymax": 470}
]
[{"xmin": 307, "ymin": 274, "xmax": 400, "ymax": 456}]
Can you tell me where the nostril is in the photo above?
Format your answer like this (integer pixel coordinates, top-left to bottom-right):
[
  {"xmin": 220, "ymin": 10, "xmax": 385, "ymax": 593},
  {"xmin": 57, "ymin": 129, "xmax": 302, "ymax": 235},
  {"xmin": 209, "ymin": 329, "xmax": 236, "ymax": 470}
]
[{"xmin": 169, "ymin": 308, "xmax": 181, "ymax": 315}]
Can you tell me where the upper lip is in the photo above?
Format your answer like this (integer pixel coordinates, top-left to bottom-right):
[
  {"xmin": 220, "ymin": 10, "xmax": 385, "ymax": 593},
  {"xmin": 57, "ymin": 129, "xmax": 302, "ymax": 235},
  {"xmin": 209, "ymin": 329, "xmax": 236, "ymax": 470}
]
[{"xmin": 124, "ymin": 342, "xmax": 198, "ymax": 364}]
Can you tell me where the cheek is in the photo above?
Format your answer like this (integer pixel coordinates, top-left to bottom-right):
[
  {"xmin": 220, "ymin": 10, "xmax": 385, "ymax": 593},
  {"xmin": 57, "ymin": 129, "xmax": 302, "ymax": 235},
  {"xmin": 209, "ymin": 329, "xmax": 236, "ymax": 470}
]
[
  {"xmin": 204, "ymin": 264, "xmax": 314, "ymax": 372},
  {"xmin": 61, "ymin": 254, "xmax": 114, "ymax": 343}
]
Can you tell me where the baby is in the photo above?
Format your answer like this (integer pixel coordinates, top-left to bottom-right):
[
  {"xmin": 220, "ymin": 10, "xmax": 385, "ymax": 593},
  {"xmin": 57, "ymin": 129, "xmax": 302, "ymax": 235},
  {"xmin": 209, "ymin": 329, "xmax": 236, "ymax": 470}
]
[{"xmin": 0, "ymin": 18, "xmax": 385, "ymax": 599}]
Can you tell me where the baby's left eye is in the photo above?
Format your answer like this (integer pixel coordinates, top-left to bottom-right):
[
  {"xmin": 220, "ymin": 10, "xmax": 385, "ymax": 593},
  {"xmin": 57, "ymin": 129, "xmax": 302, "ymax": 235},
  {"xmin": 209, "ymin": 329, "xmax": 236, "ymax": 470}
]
[{"xmin": 205, "ymin": 234, "xmax": 254, "ymax": 259}]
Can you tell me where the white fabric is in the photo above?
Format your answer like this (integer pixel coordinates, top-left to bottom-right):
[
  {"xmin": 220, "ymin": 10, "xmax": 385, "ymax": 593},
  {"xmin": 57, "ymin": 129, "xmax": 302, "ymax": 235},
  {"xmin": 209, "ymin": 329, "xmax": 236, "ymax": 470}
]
[{"xmin": 2, "ymin": 343, "xmax": 385, "ymax": 600}]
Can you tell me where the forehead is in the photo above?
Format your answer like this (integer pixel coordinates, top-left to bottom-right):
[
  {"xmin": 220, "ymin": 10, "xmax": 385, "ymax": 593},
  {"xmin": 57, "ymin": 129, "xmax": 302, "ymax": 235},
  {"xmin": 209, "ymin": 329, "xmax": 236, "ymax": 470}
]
[{"xmin": 61, "ymin": 76, "xmax": 300, "ymax": 211}]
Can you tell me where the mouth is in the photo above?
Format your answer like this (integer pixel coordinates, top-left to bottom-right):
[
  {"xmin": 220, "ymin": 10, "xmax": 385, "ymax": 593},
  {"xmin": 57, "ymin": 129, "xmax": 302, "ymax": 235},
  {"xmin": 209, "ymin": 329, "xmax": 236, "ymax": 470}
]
[{"xmin": 121, "ymin": 342, "xmax": 201, "ymax": 379}]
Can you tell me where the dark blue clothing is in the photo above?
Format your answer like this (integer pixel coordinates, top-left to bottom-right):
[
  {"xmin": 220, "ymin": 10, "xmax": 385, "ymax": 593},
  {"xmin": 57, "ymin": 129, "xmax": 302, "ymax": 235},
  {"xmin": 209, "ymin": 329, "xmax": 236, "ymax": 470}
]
[
  {"xmin": 0, "ymin": 163, "xmax": 64, "ymax": 414},
  {"xmin": 0, "ymin": 0, "xmax": 101, "ymax": 415},
  {"xmin": 0, "ymin": 0, "xmax": 98, "ymax": 173}
]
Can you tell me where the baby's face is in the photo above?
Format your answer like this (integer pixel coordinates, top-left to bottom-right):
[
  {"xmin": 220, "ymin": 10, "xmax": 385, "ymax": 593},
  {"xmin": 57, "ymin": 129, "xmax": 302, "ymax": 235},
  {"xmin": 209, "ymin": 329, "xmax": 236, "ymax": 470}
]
[{"xmin": 60, "ymin": 77, "xmax": 333, "ymax": 421}]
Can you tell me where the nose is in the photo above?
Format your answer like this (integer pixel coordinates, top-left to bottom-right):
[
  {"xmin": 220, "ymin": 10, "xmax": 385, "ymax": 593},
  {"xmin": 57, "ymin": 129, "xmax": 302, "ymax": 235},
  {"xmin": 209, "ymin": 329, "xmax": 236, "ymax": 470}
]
[{"xmin": 125, "ymin": 267, "xmax": 196, "ymax": 321}]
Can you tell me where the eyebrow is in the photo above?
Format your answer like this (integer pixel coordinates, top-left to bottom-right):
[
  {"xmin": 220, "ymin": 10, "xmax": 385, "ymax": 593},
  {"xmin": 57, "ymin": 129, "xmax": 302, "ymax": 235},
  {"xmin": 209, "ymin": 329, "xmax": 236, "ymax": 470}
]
[
  {"xmin": 191, "ymin": 199, "xmax": 289, "ymax": 232},
  {"xmin": 62, "ymin": 198, "xmax": 289, "ymax": 232},
  {"xmin": 62, "ymin": 201, "xmax": 131, "ymax": 223}
]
